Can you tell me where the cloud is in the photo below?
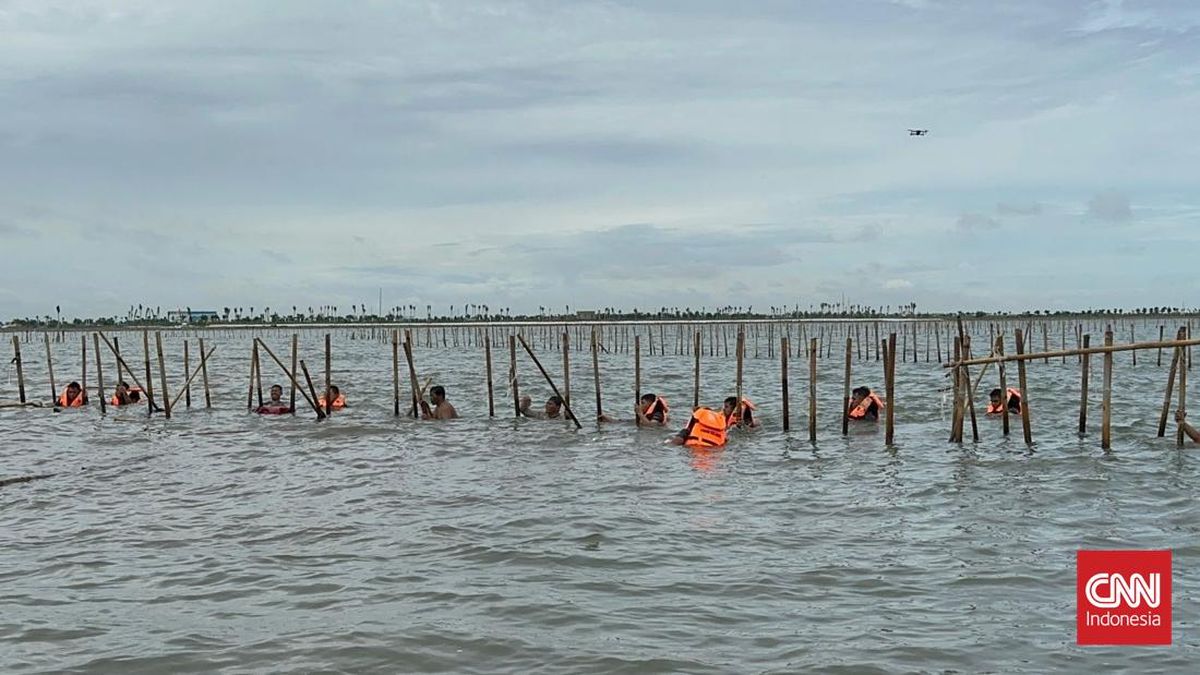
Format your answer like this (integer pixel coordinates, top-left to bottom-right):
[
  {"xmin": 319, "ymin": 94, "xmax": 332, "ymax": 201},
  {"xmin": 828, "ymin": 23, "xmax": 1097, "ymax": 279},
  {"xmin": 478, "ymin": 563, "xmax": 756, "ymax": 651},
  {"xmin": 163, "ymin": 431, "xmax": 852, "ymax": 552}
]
[
  {"xmin": 1086, "ymin": 190, "xmax": 1133, "ymax": 223},
  {"xmin": 956, "ymin": 212, "xmax": 1000, "ymax": 231},
  {"xmin": 883, "ymin": 278, "xmax": 914, "ymax": 289},
  {"xmin": 996, "ymin": 202, "xmax": 1042, "ymax": 216}
]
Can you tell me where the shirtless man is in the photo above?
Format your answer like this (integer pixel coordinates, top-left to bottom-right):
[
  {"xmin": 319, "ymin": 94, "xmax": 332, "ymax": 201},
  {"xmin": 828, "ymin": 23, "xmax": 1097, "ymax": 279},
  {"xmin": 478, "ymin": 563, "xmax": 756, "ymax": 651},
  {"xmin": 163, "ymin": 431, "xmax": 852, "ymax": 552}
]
[
  {"xmin": 421, "ymin": 385, "xmax": 459, "ymax": 420},
  {"xmin": 257, "ymin": 384, "xmax": 290, "ymax": 414},
  {"xmin": 520, "ymin": 394, "xmax": 564, "ymax": 420}
]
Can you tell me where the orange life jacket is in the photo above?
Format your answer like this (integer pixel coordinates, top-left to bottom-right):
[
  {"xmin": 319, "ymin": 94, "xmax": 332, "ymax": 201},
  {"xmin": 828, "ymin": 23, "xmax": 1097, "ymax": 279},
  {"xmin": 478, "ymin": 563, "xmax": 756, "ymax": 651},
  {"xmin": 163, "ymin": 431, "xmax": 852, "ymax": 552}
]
[
  {"xmin": 643, "ymin": 396, "xmax": 669, "ymax": 423},
  {"xmin": 726, "ymin": 397, "xmax": 756, "ymax": 428},
  {"xmin": 848, "ymin": 393, "xmax": 885, "ymax": 420},
  {"xmin": 987, "ymin": 387, "xmax": 1022, "ymax": 414},
  {"xmin": 58, "ymin": 389, "xmax": 85, "ymax": 407},
  {"xmin": 317, "ymin": 393, "xmax": 346, "ymax": 410},
  {"xmin": 685, "ymin": 408, "xmax": 727, "ymax": 449}
]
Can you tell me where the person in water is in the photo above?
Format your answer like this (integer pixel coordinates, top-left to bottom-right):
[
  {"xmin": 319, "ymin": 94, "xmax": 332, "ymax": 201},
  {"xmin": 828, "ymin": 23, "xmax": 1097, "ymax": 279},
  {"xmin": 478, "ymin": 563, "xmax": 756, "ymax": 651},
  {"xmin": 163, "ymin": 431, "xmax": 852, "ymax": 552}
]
[
  {"xmin": 1178, "ymin": 410, "xmax": 1200, "ymax": 445},
  {"xmin": 723, "ymin": 396, "xmax": 759, "ymax": 428},
  {"xmin": 257, "ymin": 384, "xmax": 290, "ymax": 414},
  {"xmin": 318, "ymin": 385, "xmax": 346, "ymax": 411},
  {"xmin": 667, "ymin": 407, "xmax": 728, "ymax": 448},
  {"xmin": 598, "ymin": 393, "xmax": 669, "ymax": 426},
  {"xmin": 520, "ymin": 394, "xmax": 565, "ymax": 420},
  {"xmin": 420, "ymin": 385, "xmax": 459, "ymax": 420},
  {"xmin": 987, "ymin": 388, "xmax": 1022, "ymax": 415},
  {"xmin": 57, "ymin": 381, "xmax": 86, "ymax": 408},
  {"xmin": 111, "ymin": 381, "xmax": 143, "ymax": 406},
  {"xmin": 847, "ymin": 386, "xmax": 884, "ymax": 421}
]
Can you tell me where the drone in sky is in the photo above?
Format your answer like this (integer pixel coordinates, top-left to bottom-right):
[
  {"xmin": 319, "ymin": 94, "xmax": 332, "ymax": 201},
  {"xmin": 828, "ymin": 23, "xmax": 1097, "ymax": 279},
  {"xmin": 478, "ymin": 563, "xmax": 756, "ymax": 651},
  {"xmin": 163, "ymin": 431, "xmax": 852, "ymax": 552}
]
[{"xmin": 908, "ymin": 129, "xmax": 929, "ymax": 136}]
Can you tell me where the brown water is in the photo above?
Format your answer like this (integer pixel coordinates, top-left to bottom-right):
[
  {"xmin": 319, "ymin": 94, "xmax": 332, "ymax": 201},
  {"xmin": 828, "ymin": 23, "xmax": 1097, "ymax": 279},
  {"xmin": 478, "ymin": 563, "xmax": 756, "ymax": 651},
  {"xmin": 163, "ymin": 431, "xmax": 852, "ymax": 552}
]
[{"xmin": 2, "ymin": 327, "xmax": 1197, "ymax": 673}]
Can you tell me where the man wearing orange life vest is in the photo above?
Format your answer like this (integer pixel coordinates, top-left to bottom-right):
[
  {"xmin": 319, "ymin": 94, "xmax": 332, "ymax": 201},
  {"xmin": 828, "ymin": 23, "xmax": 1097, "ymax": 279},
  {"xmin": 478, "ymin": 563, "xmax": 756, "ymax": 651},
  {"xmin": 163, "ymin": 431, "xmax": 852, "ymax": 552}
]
[
  {"xmin": 986, "ymin": 388, "xmax": 1023, "ymax": 415},
  {"xmin": 1178, "ymin": 411, "xmax": 1200, "ymax": 445},
  {"xmin": 847, "ymin": 386, "xmax": 884, "ymax": 421},
  {"xmin": 723, "ymin": 396, "xmax": 759, "ymax": 429},
  {"xmin": 667, "ymin": 407, "xmax": 727, "ymax": 449},
  {"xmin": 57, "ymin": 381, "xmax": 86, "ymax": 408},
  {"xmin": 420, "ymin": 385, "xmax": 459, "ymax": 420},
  {"xmin": 317, "ymin": 385, "xmax": 347, "ymax": 412},
  {"xmin": 598, "ymin": 393, "xmax": 669, "ymax": 426}
]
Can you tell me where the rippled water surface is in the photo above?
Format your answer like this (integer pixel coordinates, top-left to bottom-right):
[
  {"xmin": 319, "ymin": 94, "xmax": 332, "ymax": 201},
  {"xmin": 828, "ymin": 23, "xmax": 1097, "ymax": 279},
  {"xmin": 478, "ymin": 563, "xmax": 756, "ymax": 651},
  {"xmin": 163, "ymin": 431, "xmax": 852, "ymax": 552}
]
[{"xmin": 3, "ymin": 326, "xmax": 1198, "ymax": 673}]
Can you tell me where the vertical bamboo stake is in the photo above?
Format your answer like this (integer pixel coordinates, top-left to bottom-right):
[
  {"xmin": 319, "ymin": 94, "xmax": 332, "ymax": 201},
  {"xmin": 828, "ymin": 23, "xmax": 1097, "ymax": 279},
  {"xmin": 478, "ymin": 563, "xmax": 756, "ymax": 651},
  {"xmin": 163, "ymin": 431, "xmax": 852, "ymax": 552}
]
[
  {"xmin": 634, "ymin": 335, "xmax": 641, "ymax": 427},
  {"xmin": 324, "ymin": 333, "xmax": 332, "ymax": 417},
  {"xmin": 1061, "ymin": 322, "xmax": 1067, "ymax": 364},
  {"xmin": 693, "ymin": 330, "xmax": 701, "ymax": 409},
  {"xmin": 156, "ymin": 332, "xmax": 171, "ymax": 419},
  {"xmin": 484, "ymin": 331, "xmax": 495, "ymax": 417},
  {"xmin": 562, "ymin": 331, "xmax": 571, "ymax": 409},
  {"xmin": 183, "ymin": 339, "xmax": 192, "ymax": 408},
  {"xmin": 1014, "ymin": 329, "xmax": 1032, "ymax": 445},
  {"xmin": 94, "ymin": 333, "xmax": 106, "ymax": 415},
  {"xmin": 1131, "ymin": 325, "xmax": 1137, "ymax": 366},
  {"xmin": 510, "ymin": 334, "xmax": 521, "ymax": 417},
  {"xmin": 247, "ymin": 342, "xmax": 257, "ymax": 412},
  {"xmin": 392, "ymin": 330, "xmax": 401, "ymax": 417},
  {"xmin": 842, "ymin": 337, "xmax": 852, "ymax": 436},
  {"xmin": 44, "ymin": 333, "xmax": 56, "ymax": 402},
  {"xmin": 781, "ymin": 336, "xmax": 790, "ymax": 432},
  {"xmin": 143, "ymin": 330, "xmax": 155, "ymax": 416},
  {"xmin": 996, "ymin": 335, "xmax": 1011, "ymax": 437},
  {"xmin": 199, "ymin": 337, "xmax": 212, "ymax": 409},
  {"xmin": 885, "ymin": 333, "xmax": 896, "ymax": 446},
  {"xmin": 808, "ymin": 337, "xmax": 817, "ymax": 443},
  {"xmin": 402, "ymin": 335, "xmax": 420, "ymax": 418},
  {"xmin": 962, "ymin": 335, "xmax": 980, "ymax": 443},
  {"xmin": 950, "ymin": 337, "xmax": 963, "ymax": 443},
  {"xmin": 1102, "ymin": 330, "xmax": 1114, "ymax": 450},
  {"xmin": 80, "ymin": 334, "xmax": 87, "ymax": 404},
  {"xmin": 935, "ymin": 323, "xmax": 942, "ymax": 364},
  {"xmin": 591, "ymin": 328, "xmax": 602, "ymax": 418},
  {"xmin": 1079, "ymin": 335, "xmax": 1091, "ymax": 435},
  {"xmin": 289, "ymin": 334, "xmax": 298, "ymax": 413},
  {"xmin": 736, "ymin": 326, "xmax": 745, "ymax": 411},
  {"xmin": 254, "ymin": 343, "xmax": 263, "ymax": 408},
  {"xmin": 1157, "ymin": 328, "xmax": 1185, "ymax": 436},
  {"xmin": 1178, "ymin": 342, "xmax": 1189, "ymax": 448},
  {"xmin": 1157, "ymin": 325, "xmax": 1165, "ymax": 367}
]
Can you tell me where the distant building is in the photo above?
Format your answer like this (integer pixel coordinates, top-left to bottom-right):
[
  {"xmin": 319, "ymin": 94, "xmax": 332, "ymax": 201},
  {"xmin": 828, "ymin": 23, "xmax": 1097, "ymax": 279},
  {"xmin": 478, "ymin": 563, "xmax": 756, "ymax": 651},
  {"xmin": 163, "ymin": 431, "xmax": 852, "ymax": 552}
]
[
  {"xmin": 575, "ymin": 310, "xmax": 597, "ymax": 320},
  {"xmin": 167, "ymin": 309, "xmax": 220, "ymax": 323}
]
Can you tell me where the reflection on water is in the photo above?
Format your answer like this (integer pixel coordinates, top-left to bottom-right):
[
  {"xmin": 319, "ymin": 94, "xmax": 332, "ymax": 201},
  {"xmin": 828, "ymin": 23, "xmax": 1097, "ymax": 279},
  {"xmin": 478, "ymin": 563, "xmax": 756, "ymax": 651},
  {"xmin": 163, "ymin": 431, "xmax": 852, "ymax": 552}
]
[{"xmin": 2, "ymin": 328, "xmax": 1198, "ymax": 673}]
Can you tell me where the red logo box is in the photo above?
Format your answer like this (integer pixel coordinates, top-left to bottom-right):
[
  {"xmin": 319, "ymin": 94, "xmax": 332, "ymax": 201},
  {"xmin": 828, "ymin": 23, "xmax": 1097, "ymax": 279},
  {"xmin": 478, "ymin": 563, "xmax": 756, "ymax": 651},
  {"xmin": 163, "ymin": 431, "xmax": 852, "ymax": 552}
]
[{"xmin": 1077, "ymin": 549, "xmax": 1171, "ymax": 645}]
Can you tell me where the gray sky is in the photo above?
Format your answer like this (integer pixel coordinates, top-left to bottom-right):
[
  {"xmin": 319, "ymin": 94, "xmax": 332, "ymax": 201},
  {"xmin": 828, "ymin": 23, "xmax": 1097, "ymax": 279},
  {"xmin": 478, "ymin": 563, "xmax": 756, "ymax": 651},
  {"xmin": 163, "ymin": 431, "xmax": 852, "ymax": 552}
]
[{"xmin": 2, "ymin": 0, "xmax": 1198, "ymax": 319}]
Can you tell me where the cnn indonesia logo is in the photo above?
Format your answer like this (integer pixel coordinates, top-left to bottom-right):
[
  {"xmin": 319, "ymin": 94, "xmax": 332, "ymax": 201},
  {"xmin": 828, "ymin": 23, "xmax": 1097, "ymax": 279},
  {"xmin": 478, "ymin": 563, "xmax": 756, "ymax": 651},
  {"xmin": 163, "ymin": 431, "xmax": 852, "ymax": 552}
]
[{"xmin": 1077, "ymin": 550, "xmax": 1171, "ymax": 646}]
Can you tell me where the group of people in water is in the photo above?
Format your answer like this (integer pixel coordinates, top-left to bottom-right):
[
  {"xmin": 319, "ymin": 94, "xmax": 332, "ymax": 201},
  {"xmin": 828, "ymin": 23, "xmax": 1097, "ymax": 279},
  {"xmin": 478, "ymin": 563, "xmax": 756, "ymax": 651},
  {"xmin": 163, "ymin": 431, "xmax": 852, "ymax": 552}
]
[{"xmin": 50, "ymin": 376, "xmax": 1200, "ymax": 446}]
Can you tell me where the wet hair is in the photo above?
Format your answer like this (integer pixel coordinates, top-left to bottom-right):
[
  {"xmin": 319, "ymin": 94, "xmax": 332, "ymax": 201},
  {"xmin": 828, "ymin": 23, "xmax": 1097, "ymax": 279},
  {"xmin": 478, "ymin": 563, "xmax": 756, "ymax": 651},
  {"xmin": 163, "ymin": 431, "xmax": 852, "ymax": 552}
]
[
  {"xmin": 271, "ymin": 384, "xmax": 283, "ymax": 392},
  {"xmin": 547, "ymin": 395, "xmax": 563, "ymax": 406},
  {"xmin": 330, "ymin": 385, "xmax": 341, "ymax": 396},
  {"xmin": 67, "ymin": 381, "xmax": 81, "ymax": 390},
  {"xmin": 989, "ymin": 388, "xmax": 1002, "ymax": 398},
  {"xmin": 431, "ymin": 385, "xmax": 446, "ymax": 398},
  {"xmin": 117, "ymin": 381, "xmax": 129, "ymax": 389},
  {"xmin": 641, "ymin": 393, "xmax": 656, "ymax": 404},
  {"xmin": 724, "ymin": 396, "xmax": 738, "ymax": 407},
  {"xmin": 129, "ymin": 389, "xmax": 141, "ymax": 402},
  {"xmin": 852, "ymin": 386, "xmax": 871, "ymax": 398}
]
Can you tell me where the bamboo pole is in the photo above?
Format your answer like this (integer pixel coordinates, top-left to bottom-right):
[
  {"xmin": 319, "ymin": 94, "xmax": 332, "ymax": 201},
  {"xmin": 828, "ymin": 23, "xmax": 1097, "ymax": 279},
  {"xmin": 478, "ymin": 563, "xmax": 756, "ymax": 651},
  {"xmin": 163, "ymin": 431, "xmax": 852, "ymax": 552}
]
[
  {"xmin": 736, "ymin": 326, "xmax": 745, "ymax": 412},
  {"xmin": 402, "ymin": 337, "xmax": 420, "ymax": 418},
  {"xmin": 1079, "ymin": 335, "xmax": 1090, "ymax": 435},
  {"xmin": 510, "ymin": 334, "xmax": 521, "ymax": 417},
  {"xmin": 1158, "ymin": 325, "xmax": 1165, "ymax": 367},
  {"xmin": 324, "ymin": 333, "xmax": 332, "ymax": 418},
  {"xmin": 950, "ymin": 337, "xmax": 963, "ymax": 443},
  {"xmin": 12, "ymin": 336, "xmax": 26, "ymax": 404},
  {"xmin": 961, "ymin": 334, "xmax": 979, "ymax": 443},
  {"xmin": 517, "ymin": 335, "xmax": 583, "ymax": 430},
  {"xmin": 947, "ymin": 336, "xmax": 1200, "ymax": 368},
  {"xmin": 484, "ymin": 331, "xmax": 495, "ymax": 417},
  {"xmin": 590, "ymin": 328, "xmax": 602, "ymax": 418},
  {"xmin": 1157, "ymin": 328, "xmax": 1185, "ymax": 437},
  {"xmin": 1131, "ymin": 325, "xmax": 1137, "ymax": 366},
  {"xmin": 885, "ymin": 333, "xmax": 896, "ymax": 446},
  {"xmin": 298, "ymin": 360, "xmax": 327, "ymax": 420},
  {"xmin": 1101, "ymin": 330, "xmax": 1113, "ymax": 450},
  {"xmin": 183, "ymin": 339, "xmax": 192, "ymax": 408},
  {"xmin": 634, "ymin": 335, "xmax": 641, "ymax": 427},
  {"xmin": 1178, "ymin": 342, "xmax": 1189, "ymax": 448},
  {"xmin": 199, "ymin": 337, "xmax": 212, "ymax": 409},
  {"xmin": 143, "ymin": 330, "xmax": 155, "ymax": 417},
  {"xmin": 168, "ymin": 346, "xmax": 217, "ymax": 411},
  {"xmin": 289, "ymin": 334, "xmax": 298, "ymax": 413},
  {"xmin": 80, "ymin": 334, "xmax": 87, "ymax": 405},
  {"xmin": 562, "ymin": 331, "xmax": 571, "ymax": 409},
  {"xmin": 94, "ymin": 333, "xmax": 106, "ymax": 415},
  {"xmin": 808, "ymin": 337, "xmax": 817, "ymax": 444},
  {"xmin": 44, "ymin": 333, "xmax": 56, "ymax": 402},
  {"xmin": 693, "ymin": 330, "xmax": 701, "ymax": 409},
  {"xmin": 247, "ymin": 342, "xmax": 258, "ymax": 412},
  {"xmin": 996, "ymin": 335, "xmax": 1010, "ymax": 437},
  {"xmin": 155, "ymin": 332, "xmax": 171, "ymax": 419},
  {"xmin": 781, "ymin": 336, "xmax": 790, "ymax": 432},
  {"xmin": 842, "ymin": 337, "xmax": 852, "ymax": 436},
  {"xmin": 1014, "ymin": 329, "xmax": 1032, "ymax": 445}
]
